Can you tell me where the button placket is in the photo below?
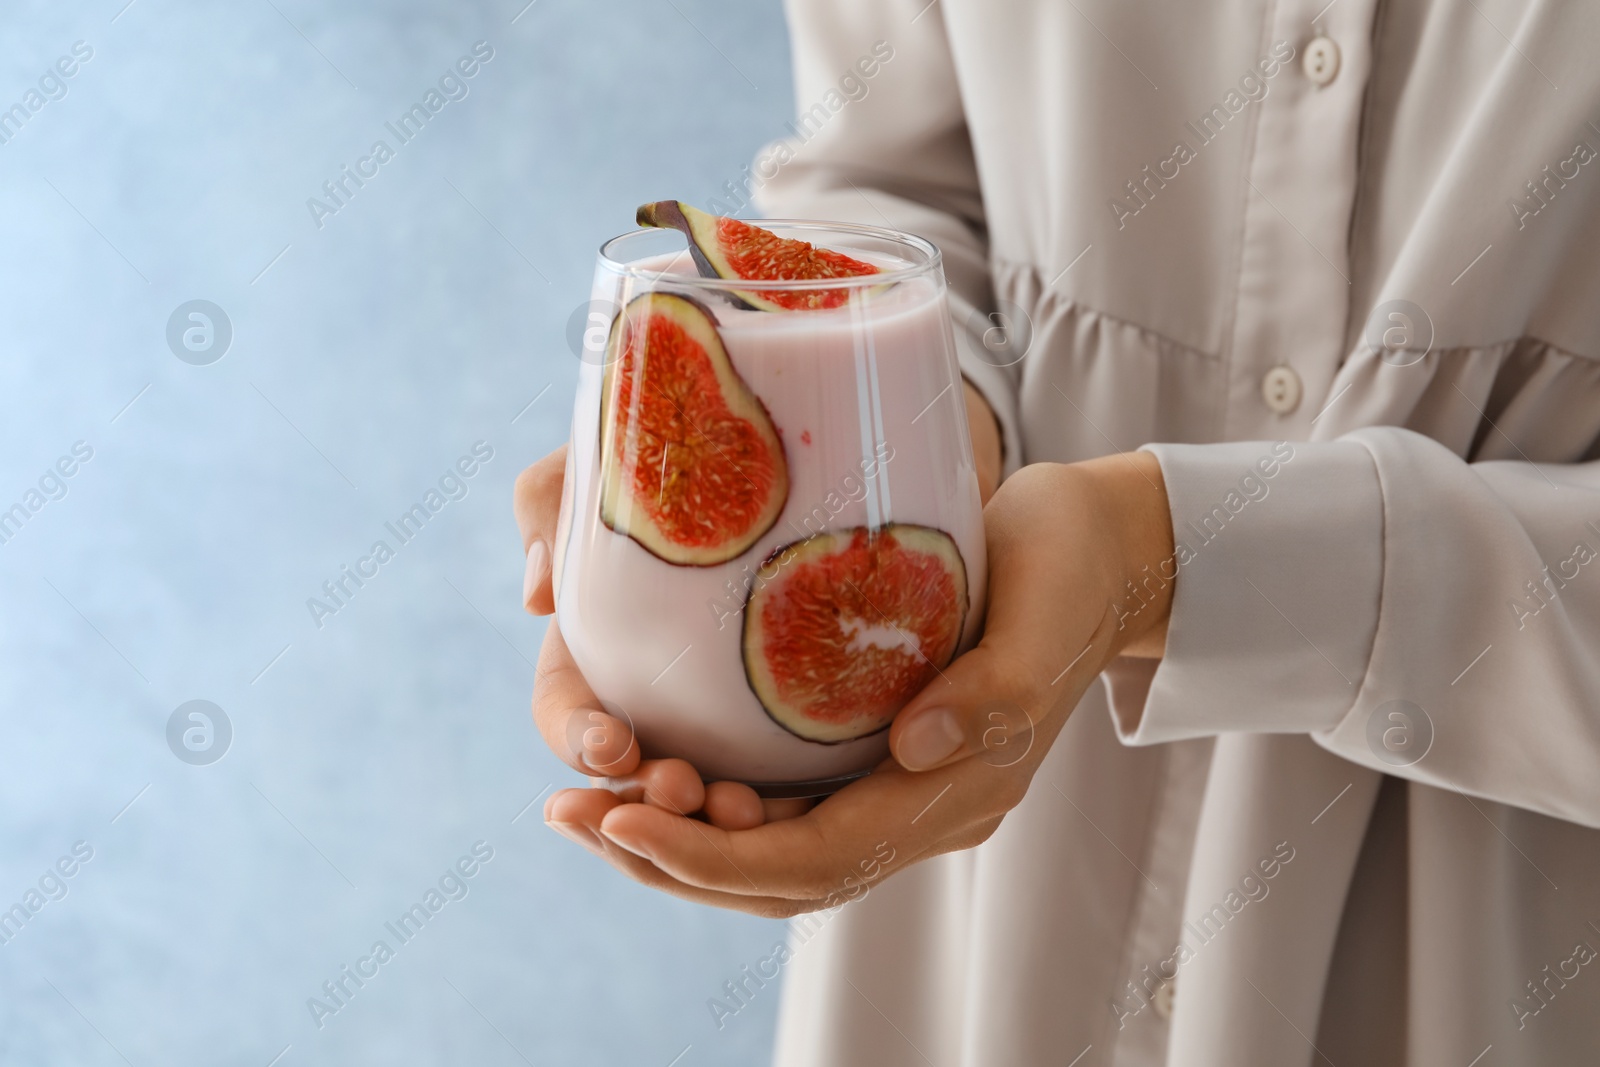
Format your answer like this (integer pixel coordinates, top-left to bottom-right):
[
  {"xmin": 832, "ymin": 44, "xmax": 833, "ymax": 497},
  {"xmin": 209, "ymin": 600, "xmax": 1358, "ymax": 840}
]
[{"xmin": 1219, "ymin": 1, "xmax": 1377, "ymax": 440}]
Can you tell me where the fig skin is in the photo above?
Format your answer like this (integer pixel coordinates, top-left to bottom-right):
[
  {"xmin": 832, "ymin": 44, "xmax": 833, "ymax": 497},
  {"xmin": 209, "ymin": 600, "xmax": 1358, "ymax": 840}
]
[{"xmin": 637, "ymin": 200, "xmax": 725, "ymax": 282}]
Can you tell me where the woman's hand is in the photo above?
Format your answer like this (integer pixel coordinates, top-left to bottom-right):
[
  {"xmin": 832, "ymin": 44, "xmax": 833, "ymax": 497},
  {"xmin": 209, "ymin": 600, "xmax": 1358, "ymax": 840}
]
[
  {"xmin": 513, "ymin": 382, "xmax": 1003, "ymax": 796},
  {"xmin": 965, "ymin": 379, "xmax": 1003, "ymax": 505},
  {"xmin": 522, "ymin": 447, "xmax": 1178, "ymax": 916},
  {"xmin": 515, "ymin": 446, "xmax": 805, "ymax": 828},
  {"xmin": 516, "ymin": 446, "xmax": 639, "ymax": 776}
]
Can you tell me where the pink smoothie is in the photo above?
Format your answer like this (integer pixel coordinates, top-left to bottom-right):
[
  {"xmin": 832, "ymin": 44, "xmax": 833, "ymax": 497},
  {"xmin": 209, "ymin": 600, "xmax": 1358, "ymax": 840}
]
[{"xmin": 555, "ymin": 251, "xmax": 986, "ymax": 784}]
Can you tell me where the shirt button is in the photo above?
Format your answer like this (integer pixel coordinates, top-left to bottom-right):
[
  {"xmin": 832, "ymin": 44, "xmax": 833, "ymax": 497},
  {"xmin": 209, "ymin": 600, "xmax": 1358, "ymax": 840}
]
[
  {"xmin": 1152, "ymin": 979, "xmax": 1176, "ymax": 1020},
  {"xmin": 1261, "ymin": 366, "xmax": 1303, "ymax": 414},
  {"xmin": 1302, "ymin": 37, "xmax": 1341, "ymax": 86}
]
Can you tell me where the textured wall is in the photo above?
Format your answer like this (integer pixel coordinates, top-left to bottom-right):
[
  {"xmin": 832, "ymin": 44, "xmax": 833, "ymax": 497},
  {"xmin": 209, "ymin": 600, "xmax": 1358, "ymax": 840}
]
[{"xmin": 0, "ymin": 1, "xmax": 793, "ymax": 1063}]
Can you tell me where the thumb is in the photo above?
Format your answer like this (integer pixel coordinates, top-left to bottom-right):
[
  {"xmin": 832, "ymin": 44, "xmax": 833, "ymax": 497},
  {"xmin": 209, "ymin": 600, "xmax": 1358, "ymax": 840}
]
[
  {"xmin": 887, "ymin": 638, "xmax": 1104, "ymax": 774},
  {"xmin": 888, "ymin": 471, "xmax": 1123, "ymax": 773}
]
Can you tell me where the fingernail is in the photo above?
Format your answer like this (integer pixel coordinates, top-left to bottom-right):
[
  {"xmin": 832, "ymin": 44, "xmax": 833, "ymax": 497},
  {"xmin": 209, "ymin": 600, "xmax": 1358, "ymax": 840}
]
[
  {"xmin": 523, "ymin": 539, "xmax": 550, "ymax": 612},
  {"xmin": 547, "ymin": 819, "xmax": 603, "ymax": 855},
  {"xmin": 572, "ymin": 709, "xmax": 627, "ymax": 774},
  {"xmin": 584, "ymin": 742, "xmax": 627, "ymax": 776},
  {"xmin": 897, "ymin": 707, "xmax": 966, "ymax": 771},
  {"xmin": 600, "ymin": 828, "xmax": 657, "ymax": 864}
]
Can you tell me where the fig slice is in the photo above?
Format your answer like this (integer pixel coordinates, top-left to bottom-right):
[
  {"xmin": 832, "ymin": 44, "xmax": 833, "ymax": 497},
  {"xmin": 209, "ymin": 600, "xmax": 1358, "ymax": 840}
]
[
  {"xmin": 599, "ymin": 291, "xmax": 788, "ymax": 566},
  {"xmin": 742, "ymin": 524, "xmax": 968, "ymax": 744},
  {"xmin": 637, "ymin": 200, "xmax": 882, "ymax": 312}
]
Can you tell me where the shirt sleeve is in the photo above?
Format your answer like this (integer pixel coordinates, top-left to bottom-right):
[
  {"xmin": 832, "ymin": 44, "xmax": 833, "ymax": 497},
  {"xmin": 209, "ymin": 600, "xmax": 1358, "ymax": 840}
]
[
  {"xmin": 1107, "ymin": 427, "xmax": 1600, "ymax": 828},
  {"xmin": 753, "ymin": 0, "xmax": 1023, "ymax": 476}
]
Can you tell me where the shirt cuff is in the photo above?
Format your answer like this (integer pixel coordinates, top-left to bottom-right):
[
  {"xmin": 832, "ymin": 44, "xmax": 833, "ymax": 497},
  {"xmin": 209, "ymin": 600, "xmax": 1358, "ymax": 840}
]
[{"xmin": 1109, "ymin": 440, "xmax": 1384, "ymax": 744}]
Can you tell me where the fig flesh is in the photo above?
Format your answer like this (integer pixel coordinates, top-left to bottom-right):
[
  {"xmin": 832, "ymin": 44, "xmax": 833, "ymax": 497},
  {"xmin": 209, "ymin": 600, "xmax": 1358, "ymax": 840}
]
[
  {"xmin": 637, "ymin": 200, "xmax": 882, "ymax": 312},
  {"xmin": 599, "ymin": 291, "xmax": 788, "ymax": 565},
  {"xmin": 742, "ymin": 524, "xmax": 968, "ymax": 743}
]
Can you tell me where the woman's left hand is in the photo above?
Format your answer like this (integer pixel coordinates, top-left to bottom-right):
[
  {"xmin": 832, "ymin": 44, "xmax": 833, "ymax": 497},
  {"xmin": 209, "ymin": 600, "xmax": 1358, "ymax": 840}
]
[{"xmin": 543, "ymin": 452, "xmax": 1175, "ymax": 917}]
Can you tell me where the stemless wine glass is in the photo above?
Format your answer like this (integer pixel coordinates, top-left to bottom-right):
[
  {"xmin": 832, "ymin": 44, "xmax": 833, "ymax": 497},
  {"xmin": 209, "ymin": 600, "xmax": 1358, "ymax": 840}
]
[{"xmin": 552, "ymin": 219, "xmax": 987, "ymax": 796}]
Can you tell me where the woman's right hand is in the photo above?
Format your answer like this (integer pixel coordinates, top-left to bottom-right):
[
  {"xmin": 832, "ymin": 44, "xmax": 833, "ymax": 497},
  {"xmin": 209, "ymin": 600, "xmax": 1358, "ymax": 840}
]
[{"xmin": 514, "ymin": 446, "xmax": 788, "ymax": 842}]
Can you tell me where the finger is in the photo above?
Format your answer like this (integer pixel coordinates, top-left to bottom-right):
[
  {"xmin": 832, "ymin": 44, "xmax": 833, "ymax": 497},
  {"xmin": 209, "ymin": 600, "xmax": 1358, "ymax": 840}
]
[
  {"xmin": 887, "ymin": 641, "xmax": 1086, "ymax": 774},
  {"xmin": 546, "ymin": 787, "xmax": 822, "ymax": 918},
  {"xmin": 763, "ymin": 796, "xmax": 816, "ymax": 822},
  {"xmin": 890, "ymin": 466, "xmax": 1118, "ymax": 773},
  {"xmin": 963, "ymin": 379, "xmax": 1002, "ymax": 505},
  {"xmin": 701, "ymin": 782, "xmax": 818, "ymax": 830},
  {"xmin": 534, "ymin": 622, "xmax": 640, "ymax": 776},
  {"xmin": 513, "ymin": 445, "xmax": 568, "ymax": 615},
  {"xmin": 544, "ymin": 786, "xmax": 624, "ymax": 854},
  {"xmin": 703, "ymin": 781, "xmax": 763, "ymax": 830},
  {"xmin": 596, "ymin": 756, "xmax": 1012, "ymax": 899},
  {"xmin": 598, "ymin": 759, "xmax": 705, "ymax": 816}
]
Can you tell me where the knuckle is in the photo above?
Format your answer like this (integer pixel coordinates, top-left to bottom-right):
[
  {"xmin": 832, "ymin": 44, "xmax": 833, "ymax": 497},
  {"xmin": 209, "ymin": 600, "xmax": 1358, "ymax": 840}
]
[
  {"xmin": 518, "ymin": 448, "xmax": 566, "ymax": 495},
  {"xmin": 513, "ymin": 463, "xmax": 554, "ymax": 506},
  {"xmin": 993, "ymin": 774, "xmax": 1031, "ymax": 814},
  {"xmin": 532, "ymin": 696, "xmax": 579, "ymax": 749},
  {"xmin": 987, "ymin": 463, "xmax": 1052, "ymax": 519},
  {"xmin": 513, "ymin": 464, "xmax": 538, "ymax": 496},
  {"xmin": 531, "ymin": 654, "xmax": 570, "ymax": 706},
  {"xmin": 971, "ymin": 645, "xmax": 1046, "ymax": 713}
]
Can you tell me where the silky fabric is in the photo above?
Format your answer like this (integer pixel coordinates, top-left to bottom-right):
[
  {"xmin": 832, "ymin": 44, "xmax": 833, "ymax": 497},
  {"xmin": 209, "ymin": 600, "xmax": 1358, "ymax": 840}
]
[{"xmin": 749, "ymin": 1, "xmax": 1600, "ymax": 1064}]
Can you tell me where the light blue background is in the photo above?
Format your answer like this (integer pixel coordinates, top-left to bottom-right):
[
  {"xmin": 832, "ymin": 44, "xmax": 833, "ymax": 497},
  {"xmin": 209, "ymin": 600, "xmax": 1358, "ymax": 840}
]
[{"xmin": 0, "ymin": 1, "xmax": 793, "ymax": 1063}]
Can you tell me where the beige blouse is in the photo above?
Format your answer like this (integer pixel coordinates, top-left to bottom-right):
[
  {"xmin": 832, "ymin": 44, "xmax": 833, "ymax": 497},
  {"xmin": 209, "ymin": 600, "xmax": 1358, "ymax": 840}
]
[{"xmin": 748, "ymin": 0, "xmax": 1600, "ymax": 1064}]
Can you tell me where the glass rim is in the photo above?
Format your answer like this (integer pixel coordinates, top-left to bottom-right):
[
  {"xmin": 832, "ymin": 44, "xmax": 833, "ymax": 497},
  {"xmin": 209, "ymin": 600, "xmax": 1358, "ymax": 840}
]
[{"xmin": 596, "ymin": 218, "xmax": 943, "ymax": 292}]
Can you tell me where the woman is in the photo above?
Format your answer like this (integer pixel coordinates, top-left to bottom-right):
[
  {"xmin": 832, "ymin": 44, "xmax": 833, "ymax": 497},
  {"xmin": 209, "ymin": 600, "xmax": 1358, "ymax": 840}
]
[{"xmin": 517, "ymin": 1, "xmax": 1600, "ymax": 1062}]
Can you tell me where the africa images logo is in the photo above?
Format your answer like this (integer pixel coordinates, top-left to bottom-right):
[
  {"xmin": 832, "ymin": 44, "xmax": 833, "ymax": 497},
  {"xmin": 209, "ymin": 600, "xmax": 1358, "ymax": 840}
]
[
  {"xmin": 305, "ymin": 42, "xmax": 495, "ymax": 231},
  {"xmin": 306, "ymin": 442, "xmax": 494, "ymax": 629},
  {"xmin": 166, "ymin": 701, "xmax": 232, "ymax": 766},
  {"xmin": 166, "ymin": 300, "xmax": 233, "ymax": 365},
  {"xmin": 0, "ymin": 40, "xmax": 94, "ymax": 148},
  {"xmin": 1108, "ymin": 41, "xmax": 1295, "ymax": 230},
  {"xmin": 306, "ymin": 842, "xmax": 495, "ymax": 1030}
]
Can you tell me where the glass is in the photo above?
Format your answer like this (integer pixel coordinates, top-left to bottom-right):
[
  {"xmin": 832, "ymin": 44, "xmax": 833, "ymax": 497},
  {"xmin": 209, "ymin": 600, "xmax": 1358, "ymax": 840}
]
[{"xmin": 552, "ymin": 220, "xmax": 987, "ymax": 795}]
